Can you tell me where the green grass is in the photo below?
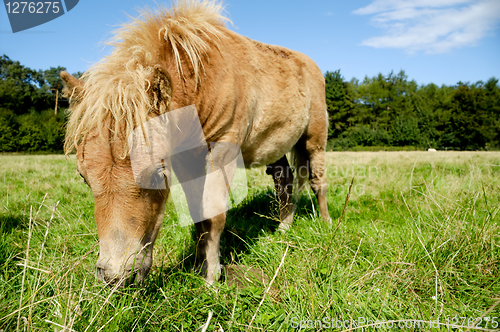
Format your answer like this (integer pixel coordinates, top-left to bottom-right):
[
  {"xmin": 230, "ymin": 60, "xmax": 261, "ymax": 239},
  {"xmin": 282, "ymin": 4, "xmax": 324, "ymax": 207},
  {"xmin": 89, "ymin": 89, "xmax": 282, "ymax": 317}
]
[{"xmin": 0, "ymin": 152, "xmax": 499, "ymax": 331}]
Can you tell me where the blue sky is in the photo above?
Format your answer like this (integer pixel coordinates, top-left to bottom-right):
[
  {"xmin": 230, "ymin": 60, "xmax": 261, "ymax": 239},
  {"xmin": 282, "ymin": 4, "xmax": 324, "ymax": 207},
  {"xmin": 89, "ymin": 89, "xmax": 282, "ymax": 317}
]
[{"xmin": 1, "ymin": 0, "xmax": 499, "ymax": 86}]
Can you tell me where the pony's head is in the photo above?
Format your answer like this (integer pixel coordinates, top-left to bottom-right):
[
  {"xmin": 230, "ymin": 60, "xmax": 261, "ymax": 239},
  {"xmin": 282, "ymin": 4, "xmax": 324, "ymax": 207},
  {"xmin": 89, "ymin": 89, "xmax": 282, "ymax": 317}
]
[{"xmin": 62, "ymin": 67, "xmax": 172, "ymax": 287}]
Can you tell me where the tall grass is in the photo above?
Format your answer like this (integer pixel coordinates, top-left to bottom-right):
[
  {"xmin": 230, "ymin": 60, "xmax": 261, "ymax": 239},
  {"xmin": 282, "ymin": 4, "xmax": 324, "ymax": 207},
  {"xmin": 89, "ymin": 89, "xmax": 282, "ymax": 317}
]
[{"xmin": 0, "ymin": 152, "xmax": 499, "ymax": 331}]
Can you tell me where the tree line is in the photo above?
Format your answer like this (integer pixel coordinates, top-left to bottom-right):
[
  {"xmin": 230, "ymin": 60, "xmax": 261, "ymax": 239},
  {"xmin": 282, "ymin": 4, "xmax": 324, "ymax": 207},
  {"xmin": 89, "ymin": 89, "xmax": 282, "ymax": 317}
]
[
  {"xmin": 0, "ymin": 55, "xmax": 83, "ymax": 152},
  {"xmin": 1, "ymin": 55, "xmax": 499, "ymax": 153},
  {"xmin": 325, "ymin": 70, "xmax": 500, "ymax": 151}
]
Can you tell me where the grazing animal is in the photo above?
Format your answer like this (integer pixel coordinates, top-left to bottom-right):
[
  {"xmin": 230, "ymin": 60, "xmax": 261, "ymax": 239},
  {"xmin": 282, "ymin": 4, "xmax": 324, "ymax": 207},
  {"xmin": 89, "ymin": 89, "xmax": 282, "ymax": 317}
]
[{"xmin": 62, "ymin": 0, "xmax": 331, "ymax": 287}]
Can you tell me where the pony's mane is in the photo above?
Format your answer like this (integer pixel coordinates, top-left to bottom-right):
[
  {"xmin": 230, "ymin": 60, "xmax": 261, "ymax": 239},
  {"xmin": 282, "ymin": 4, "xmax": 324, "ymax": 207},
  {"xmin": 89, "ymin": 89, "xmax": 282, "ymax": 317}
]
[{"xmin": 64, "ymin": 0, "xmax": 228, "ymax": 156}]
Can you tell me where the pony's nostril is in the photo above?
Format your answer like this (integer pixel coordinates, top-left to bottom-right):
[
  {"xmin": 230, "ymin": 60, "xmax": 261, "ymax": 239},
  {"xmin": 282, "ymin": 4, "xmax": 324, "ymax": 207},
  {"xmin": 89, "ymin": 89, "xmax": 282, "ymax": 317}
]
[{"xmin": 96, "ymin": 266, "xmax": 105, "ymax": 281}]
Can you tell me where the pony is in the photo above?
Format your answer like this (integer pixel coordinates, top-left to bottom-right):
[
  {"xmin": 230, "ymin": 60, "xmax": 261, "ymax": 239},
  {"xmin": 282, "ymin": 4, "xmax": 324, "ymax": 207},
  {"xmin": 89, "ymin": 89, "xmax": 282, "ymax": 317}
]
[{"xmin": 61, "ymin": 0, "xmax": 331, "ymax": 287}]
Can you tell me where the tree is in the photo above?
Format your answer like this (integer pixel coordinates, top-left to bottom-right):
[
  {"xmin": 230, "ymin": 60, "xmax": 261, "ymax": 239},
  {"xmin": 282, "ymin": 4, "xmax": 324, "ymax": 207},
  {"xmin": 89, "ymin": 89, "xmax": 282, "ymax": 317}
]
[
  {"xmin": 483, "ymin": 77, "xmax": 500, "ymax": 149},
  {"xmin": 325, "ymin": 70, "xmax": 358, "ymax": 140},
  {"xmin": 41, "ymin": 66, "xmax": 68, "ymax": 114},
  {"xmin": 0, "ymin": 55, "xmax": 45, "ymax": 114},
  {"xmin": 0, "ymin": 55, "xmax": 67, "ymax": 153}
]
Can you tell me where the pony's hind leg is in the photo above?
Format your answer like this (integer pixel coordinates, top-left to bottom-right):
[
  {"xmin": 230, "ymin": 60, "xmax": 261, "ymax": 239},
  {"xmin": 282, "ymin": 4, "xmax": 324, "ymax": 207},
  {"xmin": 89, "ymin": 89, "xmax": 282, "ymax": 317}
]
[
  {"xmin": 266, "ymin": 155, "xmax": 294, "ymax": 231},
  {"xmin": 295, "ymin": 137, "xmax": 332, "ymax": 224}
]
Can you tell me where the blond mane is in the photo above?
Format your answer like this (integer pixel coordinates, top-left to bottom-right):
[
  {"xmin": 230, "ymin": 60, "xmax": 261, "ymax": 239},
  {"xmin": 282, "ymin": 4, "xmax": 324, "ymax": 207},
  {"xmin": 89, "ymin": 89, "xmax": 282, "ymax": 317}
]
[{"xmin": 64, "ymin": 0, "xmax": 228, "ymax": 155}]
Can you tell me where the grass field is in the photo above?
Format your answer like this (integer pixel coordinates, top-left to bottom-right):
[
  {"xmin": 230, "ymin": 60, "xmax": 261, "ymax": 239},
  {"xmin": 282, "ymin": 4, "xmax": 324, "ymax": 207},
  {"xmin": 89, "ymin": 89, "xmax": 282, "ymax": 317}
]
[{"xmin": 0, "ymin": 151, "xmax": 499, "ymax": 331}]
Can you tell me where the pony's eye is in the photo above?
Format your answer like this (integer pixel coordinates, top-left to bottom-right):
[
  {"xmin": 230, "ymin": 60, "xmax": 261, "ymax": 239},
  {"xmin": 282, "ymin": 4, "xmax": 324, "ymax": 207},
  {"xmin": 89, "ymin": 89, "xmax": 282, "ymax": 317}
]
[{"xmin": 79, "ymin": 173, "xmax": 89, "ymax": 186}]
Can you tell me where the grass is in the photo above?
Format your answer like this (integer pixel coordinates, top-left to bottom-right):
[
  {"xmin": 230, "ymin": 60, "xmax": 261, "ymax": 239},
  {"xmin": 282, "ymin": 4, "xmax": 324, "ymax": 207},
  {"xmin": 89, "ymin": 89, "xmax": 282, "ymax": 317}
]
[{"xmin": 0, "ymin": 151, "xmax": 499, "ymax": 331}]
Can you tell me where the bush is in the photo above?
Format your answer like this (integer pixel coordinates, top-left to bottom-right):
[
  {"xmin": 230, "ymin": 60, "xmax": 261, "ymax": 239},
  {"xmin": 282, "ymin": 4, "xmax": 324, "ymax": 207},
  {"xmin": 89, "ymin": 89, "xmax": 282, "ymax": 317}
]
[
  {"xmin": 328, "ymin": 125, "xmax": 392, "ymax": 150},
  {"xmin": 0, "ymin": 109, "xmax": 18, "ymax": 152},
  {"xmin": 0, "ymin": 109, "xmax": 65, "ymax": 153},
  {"xmin": 390, "ymin": 116, "xmax": 423, "ymax": 146}
]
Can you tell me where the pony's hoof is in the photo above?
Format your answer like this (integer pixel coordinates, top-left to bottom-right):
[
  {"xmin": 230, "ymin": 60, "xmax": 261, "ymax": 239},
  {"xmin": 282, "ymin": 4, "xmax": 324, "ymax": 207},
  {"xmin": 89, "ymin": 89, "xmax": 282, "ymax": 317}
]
[{"xmin": 278, "ymin": 222, "xmax": 291, "ymax": 232}]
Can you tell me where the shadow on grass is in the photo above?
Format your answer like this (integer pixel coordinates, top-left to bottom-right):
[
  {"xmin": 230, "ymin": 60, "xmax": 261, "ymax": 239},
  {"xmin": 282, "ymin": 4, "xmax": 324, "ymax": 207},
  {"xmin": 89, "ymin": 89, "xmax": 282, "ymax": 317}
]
[
  {"xmin": 140, "ymin": 187, "xmax": 321, "ymax": 293},
  {"xmin": 0, "ymin": 214, "xmax": 25, "ymax": 233},
  {"xmin": 163, "ymin": 188, "xmax": 319, "ymax": 274},
  {"xmin": 0, "ymin": 214, "xmax": 25, "ymax": 267}
]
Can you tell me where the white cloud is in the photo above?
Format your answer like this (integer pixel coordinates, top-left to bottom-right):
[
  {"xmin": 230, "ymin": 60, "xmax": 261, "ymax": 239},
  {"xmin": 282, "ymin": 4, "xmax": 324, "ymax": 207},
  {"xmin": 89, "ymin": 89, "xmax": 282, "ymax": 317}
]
[{"xmin": 353, "ymin": 0, "xmax": 500, "ymax": 53}]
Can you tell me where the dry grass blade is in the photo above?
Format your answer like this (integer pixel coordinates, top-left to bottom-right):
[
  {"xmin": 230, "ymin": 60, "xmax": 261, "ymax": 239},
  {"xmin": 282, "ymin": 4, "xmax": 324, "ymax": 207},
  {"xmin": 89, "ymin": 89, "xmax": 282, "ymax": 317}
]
[
  {"xmin": 338, "ymin": 177, "xmax": 355, "ymax": 227},
  {"xmin": 16, "ymin": 205, "xmax": 33, "ymax": 332},
  {"xmin": 324, "ymin": 177, "xmax": 354, "ymax": 255},
  {"xmin": 195, "ymin": 310, "xmax": 213, "ymax": 332},
  {"xmin": 83, "ymin": 281, "xmax": 123, "ymax": 332},
  {"xmin": 44, "ymin": 319, "xmax": 77, "ymax": 332},
  {"xmin": 29, "ymin": 200, "xmax": 59, "ymax": 323},
  {"xmin": 247, "ymin": 244, "xmax": 289, "ymax": 331}
]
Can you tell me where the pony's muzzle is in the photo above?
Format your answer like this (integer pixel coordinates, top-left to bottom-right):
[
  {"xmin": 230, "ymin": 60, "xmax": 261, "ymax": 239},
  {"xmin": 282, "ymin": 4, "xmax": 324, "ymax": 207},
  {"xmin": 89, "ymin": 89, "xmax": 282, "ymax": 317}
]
[{"xmin": 95, "ymin": 253, "xmax": 152, "ymax": 287}]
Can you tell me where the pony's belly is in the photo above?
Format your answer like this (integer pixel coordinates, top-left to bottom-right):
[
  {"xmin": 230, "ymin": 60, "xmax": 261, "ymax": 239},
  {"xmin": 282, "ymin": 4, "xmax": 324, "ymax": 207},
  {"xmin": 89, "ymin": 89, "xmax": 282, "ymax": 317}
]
[
  {"xmin": 241, "ymin": 144, "xmax": 290, "ymax": 168},
  {"xmin": 241, "ymin": 121, "xmax": 306, "ymax": 168}
]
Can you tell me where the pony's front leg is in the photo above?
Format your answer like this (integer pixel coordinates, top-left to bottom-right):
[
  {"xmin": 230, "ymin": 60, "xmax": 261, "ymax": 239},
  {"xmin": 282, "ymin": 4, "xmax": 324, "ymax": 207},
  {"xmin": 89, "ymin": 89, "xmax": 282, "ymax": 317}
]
[
  {"xmin": 196, "ymin": 142, "xmax": 238, "ymax": 284},
  {"xmin": 195, "ymin": 213, "xmax": 225, "ymax": 284}
]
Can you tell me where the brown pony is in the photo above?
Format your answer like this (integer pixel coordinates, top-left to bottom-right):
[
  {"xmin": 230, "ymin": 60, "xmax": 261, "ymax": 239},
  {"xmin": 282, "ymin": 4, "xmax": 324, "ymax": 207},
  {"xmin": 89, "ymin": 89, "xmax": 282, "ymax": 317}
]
[{"xmin": 61, "ymin": 0, "xmax": 331, "ymax": 287}]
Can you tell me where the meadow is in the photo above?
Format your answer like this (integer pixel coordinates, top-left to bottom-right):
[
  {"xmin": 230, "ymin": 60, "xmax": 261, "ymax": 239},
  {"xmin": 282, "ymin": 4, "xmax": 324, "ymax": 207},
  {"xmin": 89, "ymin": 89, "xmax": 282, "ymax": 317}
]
[{"xmin": 0, "ymin": 151, "xmax": 499, "ymax": 331}]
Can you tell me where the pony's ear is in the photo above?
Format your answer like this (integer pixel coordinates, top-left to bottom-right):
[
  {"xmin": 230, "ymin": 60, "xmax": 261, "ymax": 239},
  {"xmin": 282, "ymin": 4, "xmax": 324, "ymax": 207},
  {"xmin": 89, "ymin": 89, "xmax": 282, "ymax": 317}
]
[
  {"xmin": 60, "ymin": 71, "xmax": 83, "ymax": 99},
  {"xmin": 148, "ymin": 66, "xmax": 172, "ymax": 114}
]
